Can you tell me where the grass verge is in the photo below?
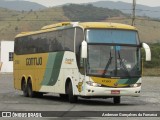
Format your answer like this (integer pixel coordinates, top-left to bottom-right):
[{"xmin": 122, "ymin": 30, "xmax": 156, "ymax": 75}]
[{"xmin": 143, "ymin": 68, "xmax": 160, "ymax": 76}]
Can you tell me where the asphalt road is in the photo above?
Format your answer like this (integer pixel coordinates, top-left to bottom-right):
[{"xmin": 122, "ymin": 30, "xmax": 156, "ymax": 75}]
[{"xmin": 0, "ymin": 74, "xmax": 160, "ymax": 120}]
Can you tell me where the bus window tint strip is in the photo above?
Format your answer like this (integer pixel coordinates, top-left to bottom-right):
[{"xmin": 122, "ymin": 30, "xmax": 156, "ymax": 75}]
[
  {"xmin": 86, "ymin": 29, "xmax": 139, "ymax": 45},
  {"xmin": 15, "ymin": 28, "xmax": 75, "ymax": 55}
]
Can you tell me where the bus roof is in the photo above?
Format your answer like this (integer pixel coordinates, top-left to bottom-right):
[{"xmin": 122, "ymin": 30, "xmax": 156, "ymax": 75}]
[
  {"xmin": 79, "ymin": 22, "xmax": 136, "ymax": 30},
  {"xmin": 15, "ymin": 22, "xmax": 137, "ymax": 38}
]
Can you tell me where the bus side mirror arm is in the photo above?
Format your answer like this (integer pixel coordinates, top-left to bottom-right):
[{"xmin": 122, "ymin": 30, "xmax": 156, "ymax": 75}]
[
  {"xmin": 142, "ymin": 43, "xmax": 151, "ymax": 61},
  {"xmin": 81, "ymin": 40, "xmax": 87, "ymax": 58}
]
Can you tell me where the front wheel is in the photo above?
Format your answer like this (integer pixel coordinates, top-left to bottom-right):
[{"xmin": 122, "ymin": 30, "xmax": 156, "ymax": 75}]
[
  {"xmin": 113, "ymin": 96, "xmax": 121, "ymax": 104},
  {"xmin": 68, "ymin": 82, "xmax": 78, "ymax": 103}
]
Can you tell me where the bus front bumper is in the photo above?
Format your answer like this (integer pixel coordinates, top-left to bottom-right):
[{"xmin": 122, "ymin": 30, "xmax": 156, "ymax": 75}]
[{"xmin": 83, "ymin": 85, "xmax": 141, "ymax": 97}]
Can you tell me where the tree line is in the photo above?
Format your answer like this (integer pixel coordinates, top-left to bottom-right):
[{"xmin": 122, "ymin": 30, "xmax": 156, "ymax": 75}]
[{"xmin": 63, "ymin": 4, "xmax": 124, "ymax": 22}]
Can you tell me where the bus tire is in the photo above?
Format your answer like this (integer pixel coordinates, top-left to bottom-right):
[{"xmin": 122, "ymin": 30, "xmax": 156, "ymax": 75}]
[
  {"xmin": 22, "ymin": 80, "xmax": 28, "ymax": 97},
  {"xmin": 68, "ymin": 82, "xmax": 77, "ymax": 103},
  {"xmin": 113, "ymin": 96, "xmax": 121, "ymax": 104},
  {"xmin": 27, "ymin": 80, "xmax": 35, "ymax": 98}
]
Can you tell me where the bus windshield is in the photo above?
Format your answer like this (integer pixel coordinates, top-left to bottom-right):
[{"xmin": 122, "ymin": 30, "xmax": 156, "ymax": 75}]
[
  {"xmin": 86, "ymin": 29, "xmax": 139, "ymax": 45},
  {"xmin": 86, "ymin": 29, "xmax": 141, "ymax": 78}
]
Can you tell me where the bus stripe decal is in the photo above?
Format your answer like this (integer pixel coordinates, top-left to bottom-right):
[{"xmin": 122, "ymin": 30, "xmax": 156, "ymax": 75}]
[
  {"xmin": 41, "ymin": 52, "xmax": 64, "ymax": 86},
  {"xmin": 117, "ymin": 78, "xmax": 139, "ymax": 84}
]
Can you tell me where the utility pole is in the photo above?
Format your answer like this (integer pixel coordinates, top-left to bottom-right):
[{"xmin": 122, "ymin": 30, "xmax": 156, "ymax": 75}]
[{"xmin": 132, "ymin": 0, "xmax": 136, "ymax": 26}]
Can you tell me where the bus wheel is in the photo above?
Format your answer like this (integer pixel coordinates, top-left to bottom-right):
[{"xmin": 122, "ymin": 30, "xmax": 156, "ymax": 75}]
[
  {"xmin": 68, "ymin": 82, "xmax": 77, "ymax": 103},
  {"xmin": 22, "ymin": 80, "xmax": 28, "ymax": 97},
  {"xmin": 27, "ymin": 81, "xmax": 35, "ymax": 98},
  {"xmin": 113, "ymin": 96, "xmax": 121, "ymax": 104}
]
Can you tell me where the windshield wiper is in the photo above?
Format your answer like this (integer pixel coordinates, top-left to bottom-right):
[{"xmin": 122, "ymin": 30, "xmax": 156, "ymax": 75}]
[
  {"xmin": 102, "ymin": 50, "xmax": 112, "ymax": 76},
  {"xmin": 118, "ymin": 51, "xmax": 130, "ymax": 77}
]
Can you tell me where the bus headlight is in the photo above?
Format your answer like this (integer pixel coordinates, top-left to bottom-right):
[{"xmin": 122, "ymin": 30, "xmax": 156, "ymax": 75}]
[
  {"xmin": 86, "ymin": 81, "xmax": 101, "ymax": 87},
  {"xmin": 130, "ymin": 83, "xmax": 141, "ymax": 87}
]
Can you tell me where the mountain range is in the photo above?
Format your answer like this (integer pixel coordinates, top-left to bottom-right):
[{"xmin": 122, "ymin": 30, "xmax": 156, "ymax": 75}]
[
  {"xmin": 0, "ymin": 0, "xmax": 160, "ymax": 43},
  {"xmin": 91, "ymin": 1, "xmax": 160, "ymax": 19},
  {"xmin": 0, "ymin": 0, "xmax": 46, "ymax": 11},
  {"xmin": 0, "ymin": 0, "xmax": 160, "ymax": 19}
]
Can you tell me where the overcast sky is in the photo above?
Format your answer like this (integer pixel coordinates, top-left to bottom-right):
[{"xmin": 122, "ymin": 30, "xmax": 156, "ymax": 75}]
[{"xmin": 24, "ymin": 0, "xmax": 160, "ymax": 7}]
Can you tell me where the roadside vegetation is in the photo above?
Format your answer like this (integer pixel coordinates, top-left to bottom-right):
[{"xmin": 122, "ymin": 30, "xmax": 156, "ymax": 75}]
[{"xmin": 142, "ymin": 43, "xmax": 160, "ymax": 76}]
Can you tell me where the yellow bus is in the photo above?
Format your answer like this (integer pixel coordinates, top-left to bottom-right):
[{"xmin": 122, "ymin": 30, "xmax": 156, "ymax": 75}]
[{"xmin": 14, "ymin": 22, "xmax": 151, "ymax": 104}]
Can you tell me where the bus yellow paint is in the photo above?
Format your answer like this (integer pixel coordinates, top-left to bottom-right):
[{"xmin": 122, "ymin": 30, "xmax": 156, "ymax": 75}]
[
  {"xmin": 14, "ymin": 53, "xmax": 49, "ymax": 91},
  {"xmin": 91, "ymin": 77, "xmax": 128, "ymax": 87}
]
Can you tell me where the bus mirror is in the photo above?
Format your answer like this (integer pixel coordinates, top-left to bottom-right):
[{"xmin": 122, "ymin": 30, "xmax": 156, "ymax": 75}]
[
  {"xmin": 81, "ymin": 40, "xmax": 87, "ymax": 58},
  {"xmin": 142, "ymin": 43, "xmax": 151, "ymax": 61}
]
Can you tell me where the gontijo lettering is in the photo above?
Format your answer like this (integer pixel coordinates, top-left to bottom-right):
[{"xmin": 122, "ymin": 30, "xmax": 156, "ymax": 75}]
[{"xmin": 26, "ymin": 57, "xmax": 42, "ymax": 65}]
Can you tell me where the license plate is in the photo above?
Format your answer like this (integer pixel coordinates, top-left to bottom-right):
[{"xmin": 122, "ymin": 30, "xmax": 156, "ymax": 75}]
[{"xmin": 111, "ymin": 90, "xmax": 120, "ymax": 94}]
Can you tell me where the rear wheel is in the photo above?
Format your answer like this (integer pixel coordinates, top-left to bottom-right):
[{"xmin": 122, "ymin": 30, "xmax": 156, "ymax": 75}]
[
  {"xmin": 22, "ymin": 80, "xmax": 28, "ymax": 97},
  {"xmin": 27, "ymin": 81, "xmax": 36, "ymax": 98},
  {"xmin": 113, "ymin": 96, "xmax": 121, "ymax": 104},
  {"xmin": 68, "ymin": 82, "xmax": 77, "ymax": 103}
]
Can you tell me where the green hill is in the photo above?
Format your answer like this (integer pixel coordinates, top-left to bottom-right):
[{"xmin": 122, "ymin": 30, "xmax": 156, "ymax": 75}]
[
  {"xmin": 63, "ymin": 4, "xmax": 124, "ymax": 21},
  {"xmin": 0, "ymin": 4, "xmax": 124, "ymax": 40},
  {"xmin": 105, "ymin": 17, "xmax": 160, "ymax": 43},
  {"xmin": 0, "ymin": 4, "xmax": 160, "ymax": 75},
  {"xmin": 91, "ymin": 1, "xmax": 160, "ymax": 19},
  {"xmin": 0, "ymin": 4, "xmax": 160, "ymax": 44},
  {"xmin": 0, "ymin": 7, "xmax": 69, "ymax": 40}
]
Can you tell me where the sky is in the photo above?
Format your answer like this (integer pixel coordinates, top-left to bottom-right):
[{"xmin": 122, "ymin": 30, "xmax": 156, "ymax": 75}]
[{"xmin": 24, "ymin": 0, "xmax": 160, "ymax": 7}]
